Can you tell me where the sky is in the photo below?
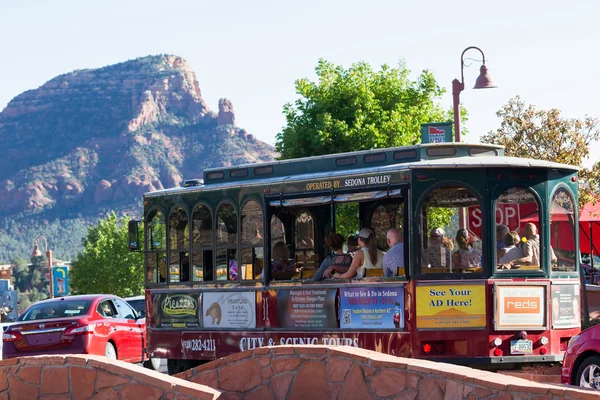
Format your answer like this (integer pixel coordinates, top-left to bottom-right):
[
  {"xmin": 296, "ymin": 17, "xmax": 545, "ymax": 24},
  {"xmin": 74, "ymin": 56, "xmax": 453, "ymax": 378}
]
[{"xmin": 1, "ymin": 0, "xmax": 600, "ymax": 164}]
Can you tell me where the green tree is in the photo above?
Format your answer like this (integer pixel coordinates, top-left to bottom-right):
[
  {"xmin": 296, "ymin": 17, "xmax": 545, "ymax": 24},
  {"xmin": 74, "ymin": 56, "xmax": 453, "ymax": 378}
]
[
  {"xmin": 275, "ymin": 58, "xmax": 458, "ymax": 159},
  {"xmin": 276, "ymin": 58, "xmax": 459, "ymax": 231},
  {"xmin": 30, "ymin": 270, "xmax": 41, "ymax": 286},
  {"xmin": 481, "ymin": 96, "xmax": 600, "ymax": 207},
  {"xmin": 70, "ymin": 212, "xmax": 144, "ymax": 297}
]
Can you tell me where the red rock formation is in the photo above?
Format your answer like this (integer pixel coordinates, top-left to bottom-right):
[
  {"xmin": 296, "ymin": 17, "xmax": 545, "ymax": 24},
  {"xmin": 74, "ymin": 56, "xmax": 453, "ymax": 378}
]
[{"xmin": 218, "ymin": 98, "xmax": 236, "ymax": 125}]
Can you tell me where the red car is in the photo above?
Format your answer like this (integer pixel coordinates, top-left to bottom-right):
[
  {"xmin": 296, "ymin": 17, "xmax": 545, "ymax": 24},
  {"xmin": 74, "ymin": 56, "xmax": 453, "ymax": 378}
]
[
  {"xmin": 562, "ymin": 324, "xmax": 600, "ymax": 389},
  {"xmin": 3, "ymin": 294, "xmax": 146, "ymax": 363}
]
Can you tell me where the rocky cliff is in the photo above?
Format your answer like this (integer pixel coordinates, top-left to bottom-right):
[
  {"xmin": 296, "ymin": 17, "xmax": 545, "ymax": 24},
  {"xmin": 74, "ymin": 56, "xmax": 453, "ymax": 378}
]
[{"xmin": 0, "ymin": 55, "xmax": 277, "ymax": 261}]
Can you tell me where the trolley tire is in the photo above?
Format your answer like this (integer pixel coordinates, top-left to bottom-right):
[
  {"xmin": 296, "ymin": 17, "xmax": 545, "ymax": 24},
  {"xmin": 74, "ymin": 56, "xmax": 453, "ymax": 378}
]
[{"xmin": 143, "ymin": 357, "xmax": 163, "ymax": 371}]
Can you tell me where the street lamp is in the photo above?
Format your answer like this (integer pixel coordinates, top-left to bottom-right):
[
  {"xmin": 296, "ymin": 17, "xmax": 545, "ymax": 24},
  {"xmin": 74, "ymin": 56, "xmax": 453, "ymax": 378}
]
[
  {"xmin": 32, "ymin": 236, "xmax": 53, "ymax": 299},
  {"xmin": 452, "ymin": 46, "xmax": 497, "ymax": 142}
]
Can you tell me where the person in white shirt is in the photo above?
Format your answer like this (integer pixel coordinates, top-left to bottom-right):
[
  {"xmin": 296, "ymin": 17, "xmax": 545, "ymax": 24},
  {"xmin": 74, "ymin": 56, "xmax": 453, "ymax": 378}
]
[{"xmin": 333, "ymin": 228, "xmax": 383, "ymax": 279}]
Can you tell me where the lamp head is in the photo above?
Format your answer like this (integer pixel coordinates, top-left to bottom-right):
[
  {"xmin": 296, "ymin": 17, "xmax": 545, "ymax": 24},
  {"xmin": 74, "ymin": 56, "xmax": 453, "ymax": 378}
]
[
  {"xmin": 31, "ymin": 244, "xmax": 42, "ymax": 258},
  {"xmin": 474, "ymin": 64, "xmax": 497, "ymax": 89}
]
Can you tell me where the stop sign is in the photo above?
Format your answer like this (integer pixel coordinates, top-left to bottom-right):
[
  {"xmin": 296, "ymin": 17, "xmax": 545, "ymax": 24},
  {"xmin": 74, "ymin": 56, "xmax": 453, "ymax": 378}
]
[{"xmin": 468, "ymin": 204, "xmax": 521, "ymax": 239}]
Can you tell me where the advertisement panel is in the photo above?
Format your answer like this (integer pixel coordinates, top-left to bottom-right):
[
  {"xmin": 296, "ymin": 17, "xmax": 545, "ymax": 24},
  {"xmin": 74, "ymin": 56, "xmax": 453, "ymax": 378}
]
[
  {"xmin": 416, "ymin": 283, "xmax": 486, "ymax": 329},
  {"xmin": 339, "ymin": 286, "xmax": 404, "ymax": 330},
  {"xmin": 551, "ymin": 284, "xmax": 580, "ymax": 328},
  {"xmin": 168, "ymin": 330, "xmax": 412, "ymax": 360},
  {"xmin": 153, "ymin": 292, "xmax": 202, "ymax": 328},
  {"xmin": 202, "ymin": 292, "xmax": 256, "ymax": 329},
  {"xmin": 495, "ymin": 285, "xmax": 546, "ymax": 330},
  {"xmin": 277, "ymin": 288, "xmax": 337, "ymax": 329}
]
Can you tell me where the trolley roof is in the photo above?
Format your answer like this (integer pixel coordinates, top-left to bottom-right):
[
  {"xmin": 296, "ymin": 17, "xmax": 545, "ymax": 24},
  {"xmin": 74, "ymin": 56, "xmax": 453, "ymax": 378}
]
[{"xmin": 144, "ymin": 143, "xmax": 578, "ymax": 198}]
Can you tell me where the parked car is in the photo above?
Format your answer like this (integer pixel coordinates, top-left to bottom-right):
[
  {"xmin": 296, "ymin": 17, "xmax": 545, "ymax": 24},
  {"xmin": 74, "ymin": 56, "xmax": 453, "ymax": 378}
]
[
  {"xmin": 2, "ymin": 294, "xmax": 146, "ymax": 363},
  {"xmin": 124, "ymin": 295, "xmax": 162, "ymax": 370},
  {"xmin": 562, "ymin": 324, "xmax": 600, "ymax": 389}
]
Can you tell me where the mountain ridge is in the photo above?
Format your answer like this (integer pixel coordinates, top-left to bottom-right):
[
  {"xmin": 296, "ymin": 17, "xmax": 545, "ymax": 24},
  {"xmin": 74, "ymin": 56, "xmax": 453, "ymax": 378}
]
[{"xmin": 0, "ymin": 54, "xmax": 277, "ymax": 261}]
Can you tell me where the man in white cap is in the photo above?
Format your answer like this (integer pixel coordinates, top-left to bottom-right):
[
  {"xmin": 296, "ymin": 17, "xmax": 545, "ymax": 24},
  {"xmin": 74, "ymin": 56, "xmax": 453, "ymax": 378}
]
[{"xmin": 422, "ymin": 227, "xmax": 452, "ymax": 271}]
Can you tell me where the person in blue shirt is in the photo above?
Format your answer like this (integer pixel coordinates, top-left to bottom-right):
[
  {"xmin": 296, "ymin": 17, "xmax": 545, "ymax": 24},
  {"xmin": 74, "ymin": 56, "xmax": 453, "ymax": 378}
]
[{"xmin": 383, "ymin": 228, "xmax": 404, "ymax": 277}]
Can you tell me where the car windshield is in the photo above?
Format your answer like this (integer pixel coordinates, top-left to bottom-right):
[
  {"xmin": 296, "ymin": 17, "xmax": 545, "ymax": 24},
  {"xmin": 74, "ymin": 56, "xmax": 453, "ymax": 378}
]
[{"xmin": 18, "ymin": 299, "xmax": 92, "ymax": 321}]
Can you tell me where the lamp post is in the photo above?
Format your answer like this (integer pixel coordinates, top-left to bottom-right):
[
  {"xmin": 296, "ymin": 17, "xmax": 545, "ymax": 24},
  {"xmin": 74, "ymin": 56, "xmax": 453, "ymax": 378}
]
[
  {"xmin": 452, "ymin": 46, "xmax": 497, "ymax": 142},
  {"xmin": 32, "ymin": 236, "xmax": 53, "ymax": 299}
]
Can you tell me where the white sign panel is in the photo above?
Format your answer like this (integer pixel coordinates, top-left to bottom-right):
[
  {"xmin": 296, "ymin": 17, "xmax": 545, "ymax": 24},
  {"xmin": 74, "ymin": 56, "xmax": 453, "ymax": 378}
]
[
  {"xmin": 496, "ymin": 285, "xmax": 546, "ymax": 330},
  {"xmin": 202, "ymin": 291, "xmax": 256, "ymax": 329}
]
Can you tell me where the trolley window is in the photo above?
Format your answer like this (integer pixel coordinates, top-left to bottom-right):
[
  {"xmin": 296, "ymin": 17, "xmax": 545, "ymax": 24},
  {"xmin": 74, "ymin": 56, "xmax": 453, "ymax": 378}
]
[
  {"xmin": 192, "ymin": 204, "xmax": 213, "ymax": 282},
  {"xmin": 216, "ymin": 203, "xmax": 238, "ymax": 281},
  {"xmin": 419, "ymin": 186, "xmax": 482, "ymax": 275},
  {"xmin": 169, "ymin": 207, "xmax": 189, "ymax": 283},
  {"xmin": 241, "ymin": 200, "xmax": 264, "ymax": 280},
  {"xmin": 146, "ymin": 208, "xmax": 167, "ymax": 283},
  {"xmin": 495, "ymin": 187, "xmax": 544, "ymax": 271},
  {"xmin": 550, "ymin": 187, "xmax": 577, "ymax": 273}
]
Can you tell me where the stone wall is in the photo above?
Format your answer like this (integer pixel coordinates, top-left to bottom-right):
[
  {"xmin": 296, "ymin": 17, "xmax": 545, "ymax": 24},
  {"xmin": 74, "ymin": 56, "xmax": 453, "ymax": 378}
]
[
  {"xmin": 0, "ymin": 354, "xmax": 219, "ymax": 400},
  {"xmin": 3, "ymin": 347, "xmax": 599, "ymax": 399},
  {"xmin": 180, "ymin": 345, "xmax": 600, "ymax": 400}
]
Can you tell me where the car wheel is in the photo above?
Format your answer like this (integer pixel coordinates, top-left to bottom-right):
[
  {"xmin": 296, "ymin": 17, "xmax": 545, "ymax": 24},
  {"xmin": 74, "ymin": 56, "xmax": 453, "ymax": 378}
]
[
  {"xmin": 143, "ymin": 357, "xmax": 162, "ymax": 371},
  {"xmin": 105, "ymin": 342, "xmax": 117, "ymax": 360},
  {"xmin": 576, "ymin": 355, "xmax": 600, "ymax": 389}
]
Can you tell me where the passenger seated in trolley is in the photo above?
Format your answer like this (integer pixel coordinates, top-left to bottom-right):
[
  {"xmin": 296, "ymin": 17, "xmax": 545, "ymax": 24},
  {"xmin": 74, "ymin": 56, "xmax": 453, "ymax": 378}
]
[
  {"xmin": 262, "ymin": 241, "xmax": 300, "ymax": 279},
  {"xmin": 497, "ymin": 231, "xmax": 523, "ymax": 265},
  {"xmin": 422, "ymin": 227, "xmax": 452, "ymax": 272},
  {"xmin": 500, "ymin": 223, "xmax": 557, "ymax": 269},
  {"xmin": 333, "ymin": 228, "xmax": 383, "ymax": 279},
  {"xmin": 312, "ymin": 232, "xmax": 353, "ymax": 280},
  {"xmin": 496, "ymin": 224, "xmax": 510, "ymax": 250},
  {"xmin": 383, "ymin": 228, "xmax": 404, "ymax": 277},
  {"xmin": 452, "ymin": 229, "xmax": 481, "ymax": 271}
]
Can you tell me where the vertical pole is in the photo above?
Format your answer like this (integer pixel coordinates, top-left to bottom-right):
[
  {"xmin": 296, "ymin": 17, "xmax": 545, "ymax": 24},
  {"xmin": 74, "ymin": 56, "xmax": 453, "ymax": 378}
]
[
  {"xmin": 591, "ymin": 222, "xmax": 594, "ymax": 270},
  {"xmin": 47, "ymin": 249, "xmax": 54, "ymax": 299},
  {"xmin": 452, "ymin": 78, "xmax": 466, "ymax": 229},
  {"xmin": 581, "ymin": 222, "xmax": 591, "ymax": 325},
  {"xmin": 452, "ymin": 78, "xmax": 464, "ymax": 143}
]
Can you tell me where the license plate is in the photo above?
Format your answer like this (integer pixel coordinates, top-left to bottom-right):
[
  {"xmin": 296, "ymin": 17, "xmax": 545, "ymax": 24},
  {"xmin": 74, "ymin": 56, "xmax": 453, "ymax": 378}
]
[{"xmin": 510, "ymin": 340, "xmax": 533, "ymax": 355}]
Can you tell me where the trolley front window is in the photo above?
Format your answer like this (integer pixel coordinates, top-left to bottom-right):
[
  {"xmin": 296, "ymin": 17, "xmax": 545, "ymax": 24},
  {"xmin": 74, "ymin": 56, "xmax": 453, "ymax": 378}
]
[
  {"xmin": 495, "ymin": 187, "xmax": 544, "ymax": 272},
  {"xmin": 146, "ymin": 208, "xmax": 167, "ymax": 283}
]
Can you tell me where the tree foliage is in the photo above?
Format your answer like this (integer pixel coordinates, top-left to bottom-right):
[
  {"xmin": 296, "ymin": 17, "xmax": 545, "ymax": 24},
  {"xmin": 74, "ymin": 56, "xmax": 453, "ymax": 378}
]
[
  {"xmin": 275, "ymin": 59, "xmax": 456, "ymax": 159},
  {"xmin": 70, "ymin": 212, "xmax": 143, "ymax": 297},
  {"xmin": 10, "ymin": 257, "xmax": 50, "ymax": 312},
  {"xmin": 481, "ymin": 96, "xmax": 600, "ymax": 207}
]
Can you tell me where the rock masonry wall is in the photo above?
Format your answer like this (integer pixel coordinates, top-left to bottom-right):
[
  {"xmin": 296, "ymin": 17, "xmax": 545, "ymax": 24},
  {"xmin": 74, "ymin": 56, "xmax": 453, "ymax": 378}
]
[
  {"xmin": 0, "ymin": 354, "xmax": 219, "ymax": 400},
  {"xmin": 180, "ymin": 345, "xmax": 600, "ymax": 400},
  {"xmin": 1, "ymin": 346, "xmax": 599, "ymax": 399}
]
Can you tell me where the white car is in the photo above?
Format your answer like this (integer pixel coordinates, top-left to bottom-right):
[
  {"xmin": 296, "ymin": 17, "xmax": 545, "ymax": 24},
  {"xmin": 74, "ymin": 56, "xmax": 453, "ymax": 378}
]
[{"xmin": 124, "ymin": 296, "xmax": 162, "ymax": 371}]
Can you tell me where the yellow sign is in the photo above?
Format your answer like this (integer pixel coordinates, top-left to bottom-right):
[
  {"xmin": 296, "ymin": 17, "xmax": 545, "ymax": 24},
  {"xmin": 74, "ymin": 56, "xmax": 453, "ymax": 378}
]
[{"xmin": 416, "ymin": 284, "xmax": 486, "ymax": 329}]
